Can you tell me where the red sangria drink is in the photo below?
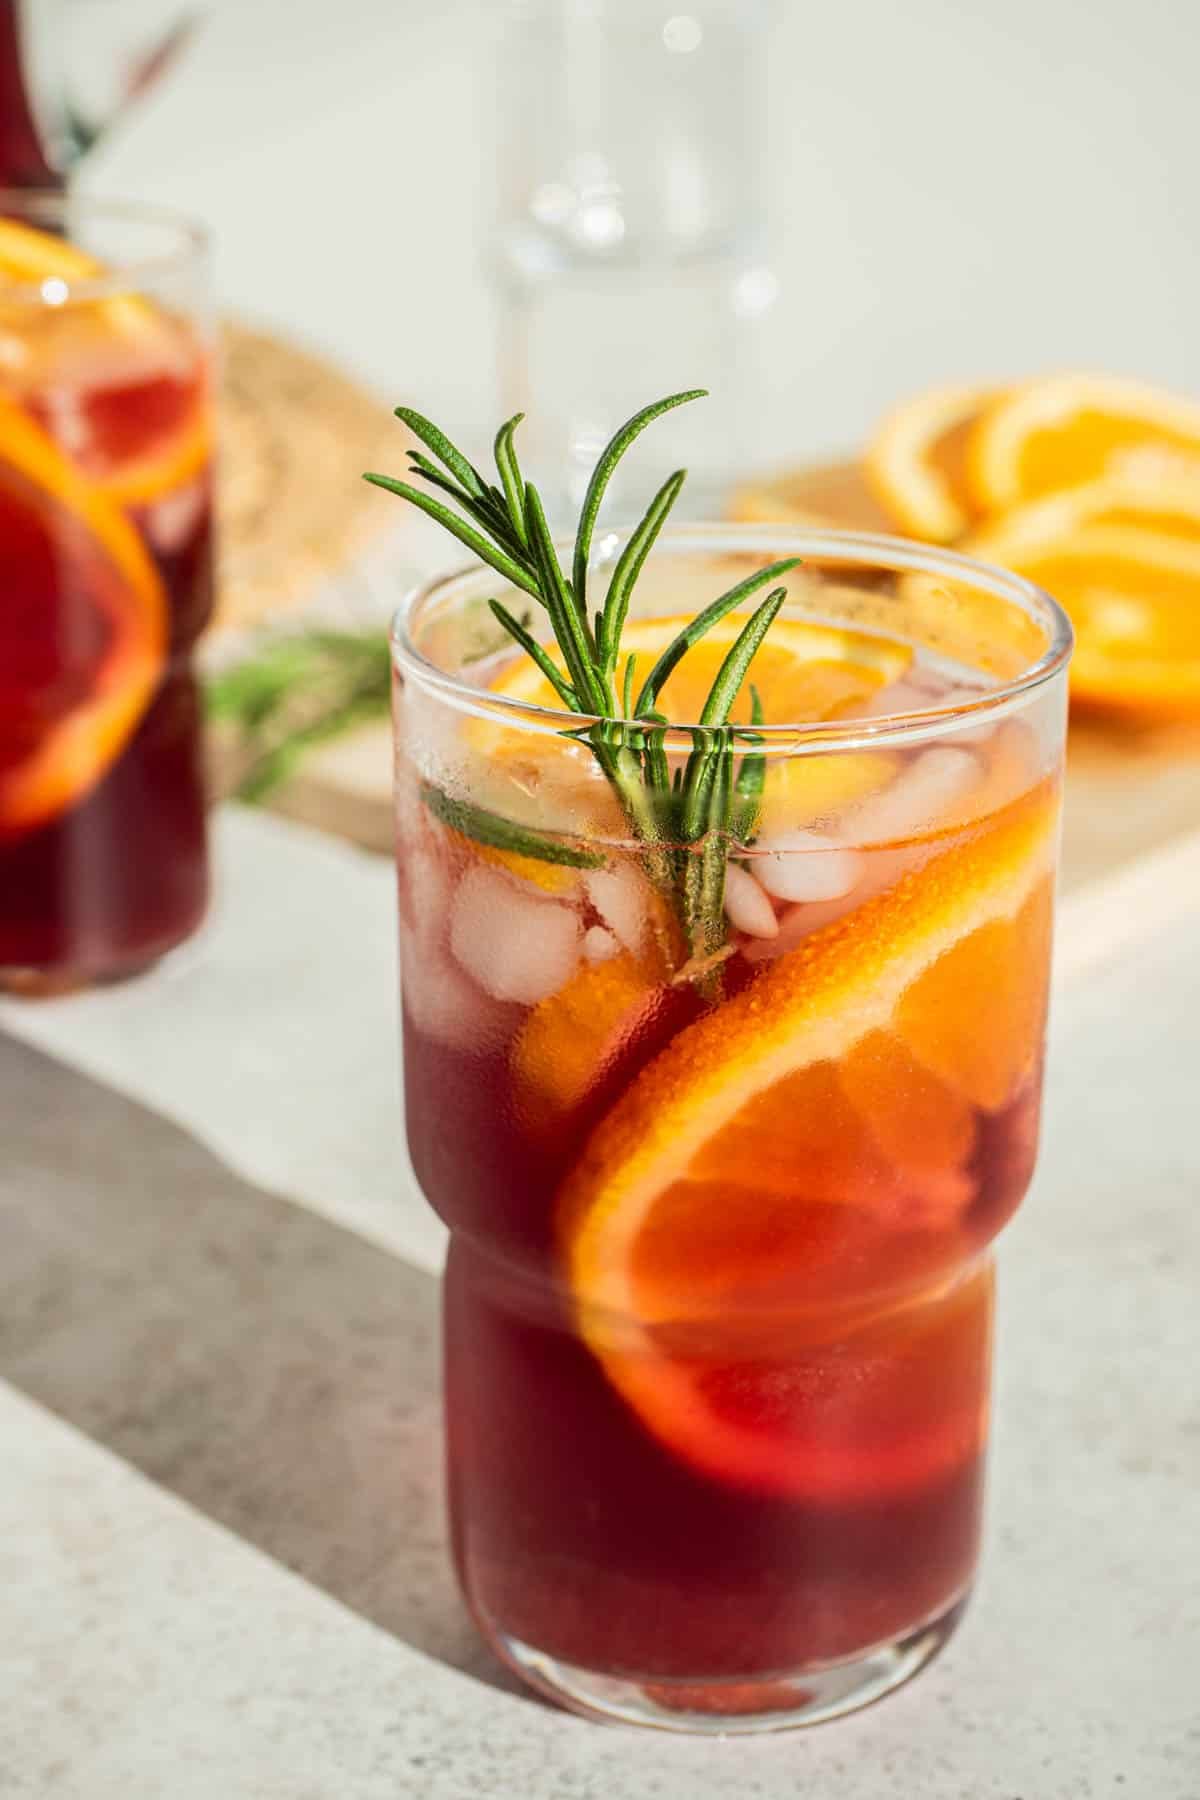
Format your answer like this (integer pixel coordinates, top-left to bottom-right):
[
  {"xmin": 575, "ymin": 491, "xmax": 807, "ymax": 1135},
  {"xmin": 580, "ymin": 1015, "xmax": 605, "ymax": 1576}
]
[
  {"xmin": 0, "ymin": 194, "xmax": 213, "ymax": 990},
  {"xmin": 374, "ymin": 400, "xmax": 1072, "ymax": 1731},
  {"xmin": 0, "ymin": 4, "xmax": 57, "ymax": 189}
]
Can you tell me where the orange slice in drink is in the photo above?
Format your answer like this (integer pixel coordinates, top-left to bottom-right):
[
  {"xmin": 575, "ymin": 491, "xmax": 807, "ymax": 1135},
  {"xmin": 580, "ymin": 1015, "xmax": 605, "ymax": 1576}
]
[
  {"xmin": 0, "ymin": 396, "xmax": 167, "ymax": 837},
  {"xmin": 558, "ymin": 783, "xmax": 1057, "ymax": 1500},
  {"xmin": 863, "ymin": 382, "xmax": 998, "ymax": 542},
  {"xmin": 0, "ymin": 214, "xmax": 210, "ymax": 509},
  {"xmin": 967, "ymin": 518, "xmax": 1200, "ymax": 716},
  {"xmin": 489, "ymin": 614, "xmax": 913, "ymax": 727},
  {"xmin": 967, "ymin": 373, "xmax": 1200, "ymax": 514}
]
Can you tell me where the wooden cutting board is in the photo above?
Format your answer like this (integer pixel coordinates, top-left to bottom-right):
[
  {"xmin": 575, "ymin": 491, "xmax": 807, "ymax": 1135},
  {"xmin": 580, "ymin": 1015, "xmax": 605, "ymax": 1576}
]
[{"xmin": 251, "ymin": 459, "xmax": 1200, "ymax": 896}]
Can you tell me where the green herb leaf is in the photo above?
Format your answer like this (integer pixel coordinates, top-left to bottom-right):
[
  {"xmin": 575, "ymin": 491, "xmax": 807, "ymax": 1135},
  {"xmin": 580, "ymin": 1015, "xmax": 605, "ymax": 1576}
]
[
  {"xmin": 362, "ymin": 473, "xmax": 541, "ymax": 600},
  {"xmin": 598, "ymin": 467, "xmax": 687, "ymax": 674},
  {"xmin": 633, "ymin": 557, "xmax": 799, "ymax": 716},
  {"xmin": 393, "ymin": 405, "xmax": 488, "ymax": 500},
  {"xmin": 487, "ymin": 599, "xmax": 580, "ymax": 711},
  {"xmin": 732, "ymin": 684, "xmax": 767, "ymax": 842},
  {"xmin": 420, "ymin": 783, "xmax": 604, "ymax": 868},
  {"xmin": 572, "ymin": 390, "xmax": 706, "ymax": 621},
  {"xmin": 699, "ymin": 588, "xmax": 786, "ymax": 726},
  {"xmin": 525, "ymin": 480, "xmax": 607, "ymax": 711},
  {"xmin": 493, "ymin": 413, "xmax": 528, "ymax": 546}
]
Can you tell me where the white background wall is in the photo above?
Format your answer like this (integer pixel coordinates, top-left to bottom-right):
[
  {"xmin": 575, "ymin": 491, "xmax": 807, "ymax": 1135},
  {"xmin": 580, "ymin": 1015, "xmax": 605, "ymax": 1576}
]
[{"xmin": 85, "ymin": 0, "xmax": 1200, "ymax": 468}]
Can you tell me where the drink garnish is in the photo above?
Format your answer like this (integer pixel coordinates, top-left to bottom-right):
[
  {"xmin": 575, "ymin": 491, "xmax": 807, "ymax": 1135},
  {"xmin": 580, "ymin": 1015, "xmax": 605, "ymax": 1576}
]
[{"xmin": 366, "ymin": 392, "xmax": 797, "ymax": 972}]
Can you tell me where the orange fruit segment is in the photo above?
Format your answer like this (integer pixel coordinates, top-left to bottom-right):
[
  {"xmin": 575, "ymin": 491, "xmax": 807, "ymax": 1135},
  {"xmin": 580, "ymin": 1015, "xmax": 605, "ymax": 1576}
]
[
  {"xmin": 0, "ymin": 395, "xmax": 167, "ymax": 837},
  {"xmin": 0, "ymin": 214, "xmax": 210, "ymax": 509},
  {"xmin": 487, "ymin": 614, "xmax": 913, "ymax": 727},
  {"xmin": 864, "ymin": 382, "xmax": 998, "ymax": 542},
  {"xmin": 970, "ymin": 469, "xmax": 1200, "ymax": 545},
  {"xmin": 967, "ymin": 520, "xmax": 1200, "ymax": 716},
  {"xmin": 512, "ymin": 947, "xmax": 670, "ymax": 1130},
  {"xmin": 967, "ymin": 374, "xmax": 1200, "ymax": 513},
  {"xmin": 557, "ymin": 781, "xmax": 1057, "ymax": 1498}
]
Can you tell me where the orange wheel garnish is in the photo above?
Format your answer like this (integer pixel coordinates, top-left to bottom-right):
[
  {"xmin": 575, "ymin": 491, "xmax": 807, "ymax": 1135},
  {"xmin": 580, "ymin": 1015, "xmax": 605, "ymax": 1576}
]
[
  {"xmin": 863, "ymin": 382, "xmax": 999, "ymax": 542},
  {"xmin": 0, "ymin": 214, "xmax": 211, "ymax": 509},
  {"xmin": 488, "ymin": 614, "xmax": 913, "ymax": 727},
  {"xmin": 557, "ymin": 783, "xmax": 1057, "ymax": 1500},
  {"xmin": 967, "ymin": 518, "xmax": 1200, "ymax": 717},
  {"xmin": 966, "ymin": 373, "xmax": 1200, "ymax": 514},
  {"xmin": 0, "ymin": 395, "xmax": 167, "ymax": 837}
]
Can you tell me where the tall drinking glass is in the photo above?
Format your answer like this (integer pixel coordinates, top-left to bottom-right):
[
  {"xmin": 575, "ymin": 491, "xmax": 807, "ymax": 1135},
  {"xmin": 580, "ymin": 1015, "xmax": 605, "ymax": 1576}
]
[
  {"xmin": 0, "ymin": 192, "xmax": 214, "ymax": 991},
  {"xmin": 392, "ymin": 527, "xmax": 1071, "ymax": 1732}
]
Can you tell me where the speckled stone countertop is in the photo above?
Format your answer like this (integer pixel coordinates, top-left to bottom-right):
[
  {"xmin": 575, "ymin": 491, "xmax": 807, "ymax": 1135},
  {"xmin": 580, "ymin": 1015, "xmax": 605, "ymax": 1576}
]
[{"xmin": 1, "ymin": 811, "xmax": 1197, "ymax": 1800}]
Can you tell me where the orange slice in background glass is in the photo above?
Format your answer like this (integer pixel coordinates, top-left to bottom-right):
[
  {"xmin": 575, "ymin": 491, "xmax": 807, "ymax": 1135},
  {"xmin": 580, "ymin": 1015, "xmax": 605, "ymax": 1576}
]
[
  {"xmin": 966, "ymin": 374, "xmax": 1200, "ymax": 514},
  {"xmin": 0, "ymin": 215, "xmax": 210, "ymax": 510},
  {"xmin": 863, "ymin": 381, "xmax": 999, "ymax": 542},
  {"xmin": 557, "ymin": 782, "xmax": 1058, "ymax": 1501},
  {"xmin": 968, "ymin": 518, "xmax": 1200, "ymax": 717},
  {"xmin": 0, "ymin": 395, "xmax": 167, "ymax": 837}
]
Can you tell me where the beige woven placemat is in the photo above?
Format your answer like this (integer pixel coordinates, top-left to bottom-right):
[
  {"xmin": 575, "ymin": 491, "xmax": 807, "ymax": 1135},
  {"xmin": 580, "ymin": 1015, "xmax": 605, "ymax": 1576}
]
[{"xmin": 215, "ymin": 320, "xmax": 405, "ymax": 639}]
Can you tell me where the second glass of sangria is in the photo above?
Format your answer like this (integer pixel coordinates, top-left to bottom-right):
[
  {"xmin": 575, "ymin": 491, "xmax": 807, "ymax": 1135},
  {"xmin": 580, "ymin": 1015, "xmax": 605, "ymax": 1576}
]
[{"xmin": 0, "ymin": 192, "xmax": 214, "ymax": 991}]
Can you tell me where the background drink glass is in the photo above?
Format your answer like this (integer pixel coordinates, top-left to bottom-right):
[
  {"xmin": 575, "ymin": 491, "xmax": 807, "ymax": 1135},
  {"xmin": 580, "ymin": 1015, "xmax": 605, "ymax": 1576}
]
[
  {"xmin": 491, "ymin": 0, "xmax": 777, "ymax": 518},
  {"xmin": 0, "ymin": 192, "xmax": 214, "ymax": 991},
  {"xmin": 391, "ymin": 526, "xmax": 1071, "ymax": 1732}
]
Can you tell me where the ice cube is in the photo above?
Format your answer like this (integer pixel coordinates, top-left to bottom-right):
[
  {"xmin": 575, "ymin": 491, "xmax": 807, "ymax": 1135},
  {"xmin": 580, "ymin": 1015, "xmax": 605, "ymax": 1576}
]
[
  {"xmin": 843, "ymin": 746, "xmax": 980, "ymax": 847},
  {"xmin": 754, "ymin": 829, "xmax": 864, "ymax": 903},
  {"xmin": 397, "ymin": 843, "xmax": 450, "ymax": 939},
  {"xmin": 399, "ymin": 919, "xmax": 513, "ymax": 1053},
  {"xmin": 584, "ymin": 864, "xmax": 649, "ymax": 952},
  {"xmin": 450, "ymin": 864, "xmax": 582, "ymax": 1004},
  {"xmin": 723, "ymin": 863, "xmax": 779, "ymax": 939},
  {"xmin": 583, "ymin": 925, "xmax": 622, "ymax": 963}
]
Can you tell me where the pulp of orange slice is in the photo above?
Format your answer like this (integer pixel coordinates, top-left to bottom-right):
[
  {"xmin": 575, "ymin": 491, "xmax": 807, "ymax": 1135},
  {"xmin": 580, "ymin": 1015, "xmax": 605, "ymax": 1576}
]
[
  {"xmin": 557, "ymin": 780, "xmax": 1057, "ymax": 1501},
  {"xmin": 0, "ymin": 214, "xmax": 211, "ymax": 509},
  {"xmin": 967, "ymin": 519, "xmax": 1200, "ymax": 717},
  {"xmin": 0, "ymin": 396, "xmax": 167, "ymax": 837},
  {"xmin": 967, "ymin": 374, "xmax": 1200, "ymax": 514},
  {"xmin": 487, "ymin": 613, "xmax": 914, "ymax": 728},
  {"xmin": 864, "ymin": 381, "xmax": 999, "ymax": 543}
]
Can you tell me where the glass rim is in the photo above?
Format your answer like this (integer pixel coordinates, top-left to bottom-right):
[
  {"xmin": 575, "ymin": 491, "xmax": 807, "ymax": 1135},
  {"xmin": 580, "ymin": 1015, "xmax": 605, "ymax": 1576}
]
[
  {"xmin": 0, "ymin": 189, "xmax": 209, "ymax": 303},
  {"xmin": 391, "ymin": 523, "xmax": 1074, "ymax": 752}
]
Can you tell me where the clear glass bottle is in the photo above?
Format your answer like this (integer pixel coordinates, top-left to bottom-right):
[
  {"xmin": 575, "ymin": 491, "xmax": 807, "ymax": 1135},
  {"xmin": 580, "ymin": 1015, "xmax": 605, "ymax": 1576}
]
[{"xmin": 490, "ymin": 0, "xmax": 777, "ymax": 519}]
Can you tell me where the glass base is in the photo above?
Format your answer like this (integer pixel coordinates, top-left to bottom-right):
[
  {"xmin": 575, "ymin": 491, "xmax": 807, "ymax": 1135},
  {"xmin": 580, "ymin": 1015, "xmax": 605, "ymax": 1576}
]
[{"xmin": 490, "ymin": 1595, "xmax": 967, "ymax": 1735}]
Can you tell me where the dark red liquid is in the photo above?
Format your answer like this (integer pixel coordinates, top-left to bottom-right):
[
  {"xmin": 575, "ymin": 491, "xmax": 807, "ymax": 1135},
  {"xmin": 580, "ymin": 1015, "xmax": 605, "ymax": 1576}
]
[
  {"xmin": 405, "ymin": 983, "xmax": 1039, "ymax": 1684},
  {"xmin": 0, "ymin": 345, "xmax": 213, "ymax": 985},
  {"xmin": 0, "ymin": 4, "xmax": 59, "ymax": 189}
]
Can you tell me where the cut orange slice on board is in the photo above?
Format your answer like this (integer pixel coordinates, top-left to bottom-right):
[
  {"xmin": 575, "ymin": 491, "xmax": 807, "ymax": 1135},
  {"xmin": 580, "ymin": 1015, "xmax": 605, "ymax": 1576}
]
[
  {"xmin": 864, "ymin": 382, "xmax": 999, "ymax": 542},
  {"xmin": 967, "ymin": 520, "xmax": 1200, "ymax": 716},
  {"xmin": 558, "ymin": 783, "xmax": 1057, "ymax": 1500},
  {"xmin": 488, "ymin": 614, "xmax": 913, "ymax": 727},
  {"xmin": 0, "ymin": 213, "xmax": 210, "ymax": 509},
  {"xmin": 0, "ymin": 395, "xmax": 167, "ymax": 837},
  {"xmin": 967, "ymin": 374, "xmax": 1200, "ymax": 514},
  {"xmin": 969, "ymin": 469, "xmax": 1200, "ymax": 546}
]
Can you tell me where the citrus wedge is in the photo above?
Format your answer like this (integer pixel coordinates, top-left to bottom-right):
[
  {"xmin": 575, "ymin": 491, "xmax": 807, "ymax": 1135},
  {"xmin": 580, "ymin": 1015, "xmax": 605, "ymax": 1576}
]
[
  {"xmin": 558, "ymin": 782, "xmax": 1057, "ymax": 1499},
  {"xmin": 0, "ymin": 395, "xmax": 167, "ymax": 837},
  {"xmin": 0, "ymin": 214, "xmax": 210, "ymax": 508},
  {"xmin": 970, "ymin": 469, "xmax": 1200, "ymax": 545},
  {"xmin": 967, "ymin": 519, "xmax": 1200, "ymax": 716},
  {"xmin": 488, "ymin": 614, "xmax": 913, "ymax": 727},
  {"xmin": 967, "ymin": 373, "xmax": 1200, "ymax": 513},
  {"xmin": 864, "ymin": 382, "xmax": 998, "ymax": 542}
]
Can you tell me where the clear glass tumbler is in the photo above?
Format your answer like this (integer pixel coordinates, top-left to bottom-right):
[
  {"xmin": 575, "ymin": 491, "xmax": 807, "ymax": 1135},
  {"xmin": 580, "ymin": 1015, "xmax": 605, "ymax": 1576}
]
[
  {"xmin": 0, "ymin": 191, "xmax": 215, "ymax": 992},
  {"xmin": 391, "ymin": 526, "xmax": 1071, "ymax": 1732}
]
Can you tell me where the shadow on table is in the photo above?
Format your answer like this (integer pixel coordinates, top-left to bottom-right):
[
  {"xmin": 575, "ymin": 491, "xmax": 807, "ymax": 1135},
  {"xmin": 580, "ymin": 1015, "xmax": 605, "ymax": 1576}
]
[{"xmin": 0, "ymin": 1031, "xmax": 521, "ymax": 1699}]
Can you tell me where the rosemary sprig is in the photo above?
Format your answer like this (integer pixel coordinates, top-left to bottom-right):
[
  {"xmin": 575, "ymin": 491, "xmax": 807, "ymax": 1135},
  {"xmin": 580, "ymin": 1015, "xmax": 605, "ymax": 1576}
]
[{"xmin": 365, "ymin": 393, "xmax": 796, "ymax": 978}]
